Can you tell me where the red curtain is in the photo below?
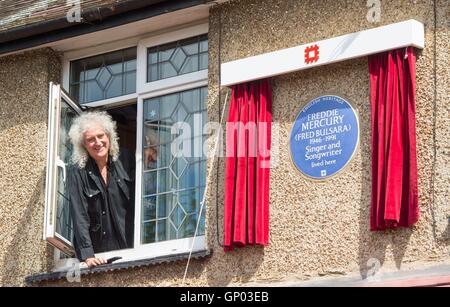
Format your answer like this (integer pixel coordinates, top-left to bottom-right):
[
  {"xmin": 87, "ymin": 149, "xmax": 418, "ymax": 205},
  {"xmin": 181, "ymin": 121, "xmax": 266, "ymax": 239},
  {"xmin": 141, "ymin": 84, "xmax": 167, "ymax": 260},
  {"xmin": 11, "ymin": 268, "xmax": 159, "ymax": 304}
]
[
  {"xmin": 369, "ymin": 47, "xmax": 419, "ymax": 231},
  {"xmin": 224, "ymin": 79, "xmax": 272, "ymax": 251}
]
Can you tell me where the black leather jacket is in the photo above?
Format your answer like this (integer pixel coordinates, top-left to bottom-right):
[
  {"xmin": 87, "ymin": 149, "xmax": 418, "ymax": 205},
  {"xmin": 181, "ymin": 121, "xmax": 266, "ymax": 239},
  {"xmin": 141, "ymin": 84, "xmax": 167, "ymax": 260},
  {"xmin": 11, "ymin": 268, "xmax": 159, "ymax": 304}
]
[{"xmin": 68, "ymin": 149, "xmax": 135, "ymax": 261}]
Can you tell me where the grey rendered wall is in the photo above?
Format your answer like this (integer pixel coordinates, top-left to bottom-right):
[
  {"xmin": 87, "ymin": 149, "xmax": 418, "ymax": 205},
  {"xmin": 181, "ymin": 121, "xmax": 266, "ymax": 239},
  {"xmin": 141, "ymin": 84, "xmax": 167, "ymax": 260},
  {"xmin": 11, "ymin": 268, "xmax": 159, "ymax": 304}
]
[{"xmin": 0, "ymin": 48, "xmax": 61, "ymax": 286}]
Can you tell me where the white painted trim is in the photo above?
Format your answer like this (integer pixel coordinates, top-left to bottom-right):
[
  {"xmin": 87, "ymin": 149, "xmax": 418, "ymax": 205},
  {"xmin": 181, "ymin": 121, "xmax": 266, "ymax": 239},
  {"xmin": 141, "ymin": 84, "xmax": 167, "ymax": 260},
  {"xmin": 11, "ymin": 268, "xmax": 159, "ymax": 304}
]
[
  {"xmin": 59, "ymin": 20, "xmax": 208, "ymax": 62},
  {"xmin": 96, "ymin": 236, "xmax": 206, "ymax": 264},
  {"xmin": 138, "ymin": 71, "xmax": 208, "ymax": 99},
  {"xmin": 138, "ymin": 23, "xmax": 208, "ymax": 50},
  {"xmin": 61, "ymin": 60, "xmax": 70, "ymax": 92},
  {"xmin": 61, "ymin": 38, "xmax": 139, "ymax": 94},
  {"xmin": 63, "ymin": 37, "xmax": 139, "ymax": 62},
  {"xmin": 221, "ymin": 19, "xmax": 425, "ymax": 86},
  {"xmin": 134, "ymin": 97, "xmax": 144, "ymax": 249},
  {"xmin": 61, "ymin": 22, "xmax": 208, "ymax": 109},
  {"xmin": 133, "ymin": 81, "xmax": 208, "ymax": 251},
  {"xmin": 53, "ymin": 236, "xmax": 206, "ymax": 271},
  {"xmin": 43, "ymin": 82, "xmax": 57, "ymax": 240},
  {"xmin": 78, "ymin": 93, "xmax": 138, "ymax": 108},
  {"xmin": 137, "ymin": 23, "xmax": 208, "ymax": 95},
  {"xmin": 44, "ymin": 83, "xmax": 83, "ymax": 256}
]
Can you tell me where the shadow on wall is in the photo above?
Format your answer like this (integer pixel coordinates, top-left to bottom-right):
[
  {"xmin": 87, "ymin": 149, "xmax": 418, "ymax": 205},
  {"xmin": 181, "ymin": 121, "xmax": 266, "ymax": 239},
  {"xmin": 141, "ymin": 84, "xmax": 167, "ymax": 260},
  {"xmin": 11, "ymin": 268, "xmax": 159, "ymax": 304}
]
[
  {"xmin": 444, "ymin": 221, "xmax": 450, "ymax": 242},
  {"xmin": 205, "ymin": 246, "xmax": 265, "ymax": 286},
  {"xmin": 356, "ymin": 59, "xmax": 413, "ymax": 281},
  {"xmin": 1, "ymin": 170, "xmax": 51, "ymax": 286},
  {"xmin": 201, "ymin": 88, "xmax": 265, "ymax": 286}
]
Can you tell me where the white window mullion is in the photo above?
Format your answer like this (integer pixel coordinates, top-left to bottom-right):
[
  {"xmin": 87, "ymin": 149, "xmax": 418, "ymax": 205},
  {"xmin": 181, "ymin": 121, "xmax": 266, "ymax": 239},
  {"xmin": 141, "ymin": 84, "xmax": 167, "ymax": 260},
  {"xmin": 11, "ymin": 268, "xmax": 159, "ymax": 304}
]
[
  {"xmin": 134, "ymin": 97, "xmax": 144, "ymax": 248},
  {"xmin": 136, "ymin": 39, "xmax": 148, "ymax": 95}
]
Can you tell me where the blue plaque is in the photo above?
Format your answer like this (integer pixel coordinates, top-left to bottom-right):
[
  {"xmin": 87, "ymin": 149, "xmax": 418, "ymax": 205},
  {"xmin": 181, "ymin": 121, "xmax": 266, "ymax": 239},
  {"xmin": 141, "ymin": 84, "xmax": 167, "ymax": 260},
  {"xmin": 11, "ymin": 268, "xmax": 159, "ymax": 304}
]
[{"xmin": 290, "ymin": 95, "xmax": 359, "ymax": 179}]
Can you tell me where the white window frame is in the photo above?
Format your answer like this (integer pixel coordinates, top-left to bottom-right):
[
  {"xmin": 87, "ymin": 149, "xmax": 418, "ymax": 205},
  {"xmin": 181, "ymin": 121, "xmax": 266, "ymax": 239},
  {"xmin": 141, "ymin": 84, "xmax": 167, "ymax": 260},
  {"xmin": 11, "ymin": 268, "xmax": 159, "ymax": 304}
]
[
  {"xmin": 44, "ymin": 82, "xmax": 82, "ymax": 257},
  {"xmin": 136, "ymin": 23, "xmax": 209, "ymax": 97},
  {"xmin": 52, "ymin": 22, "xmax": 209, "ymax": 269},
  {"xmin": 61, "ymin": 37, "xmax": 140, "ymax": 109}
]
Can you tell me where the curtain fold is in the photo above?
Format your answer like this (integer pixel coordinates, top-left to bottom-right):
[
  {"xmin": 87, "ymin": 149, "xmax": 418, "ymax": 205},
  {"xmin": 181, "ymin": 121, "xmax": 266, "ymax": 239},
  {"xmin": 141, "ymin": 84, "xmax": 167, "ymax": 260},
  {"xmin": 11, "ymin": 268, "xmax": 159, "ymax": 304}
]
[
  {"xmin": 369, "ymin": 47, "xmax": 419, "ymax": 231},
  {"xmin": 224, "ymin": 79, "xmax": 272, "ymax": 251}
]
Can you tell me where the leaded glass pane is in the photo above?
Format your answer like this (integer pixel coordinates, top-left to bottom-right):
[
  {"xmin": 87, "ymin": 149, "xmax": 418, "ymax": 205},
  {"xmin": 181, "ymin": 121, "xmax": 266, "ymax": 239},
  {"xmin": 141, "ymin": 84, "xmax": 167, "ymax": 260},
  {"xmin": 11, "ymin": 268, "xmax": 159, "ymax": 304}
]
[
  {"xmin": 161, "ymin": 97, "xmax": 178, "ymax": 120},
  {"xmin": 143, "ymin": 171, "xmax": 157, "ymax": 196},
  {"xmin": 85, "ymin": 66, "xmax": 100, "ymax": 80},
  {"xmin": 180, "ymin": 159, "xmax": 200, "ymax": 190},
  {"xmin": 148, "ymin": 52, "xmax": 158, "ymax": 64},
  {"xmin": 157, "ymin": 193, "xmax": 172, "ymax": 218},
  {"xmin": 179, "ymin": 189, "xmax": 198, "ymax": 214},
  {"xmin": 158, "ymin": 143, "xmax": 171, "ymax": 168},
  {"xmin": 105, "ymin": 51, "xmax": 123, "ymax": 74},
  {"xmin": 157, "ymin": 219, "xmax": 168, "ymax": 242},
  {"xmin": 200, "ymin": 40, "xmax": 208, "ymax": 53},
  {"xmin": 182, "ymin": 42, "xmax": 198, "ymax": 55},
  {"xmin": 69, "ymin": 83, "xmax": 83, "ymax": 102},
  {"xmin": 69, "ymin": 47, "xmax": 136, "ymax": 104},
  {"xmin": 181, "ymin": 89, "xmax": 200, "ymax": 113},
  {"xmin": 160, "ymin": 48, "xmax": 175, "ymax": 61},
  {"xmin": 141, "ymin": 87, "xmax": 207, "ymax": 244},
  {"xmin": 142, "ymin": 221, "xmax": 156, "ymax": 244},
  {"xmin": 70, "ymin": 61, "xmax": 84, "ymax": 83},
  {"xmin": 158, "ymin": 168, "xmax": 176, "ymax": 193},
  {"xmin": 169, "ymin": 204, "xmax": 186, "ymax": 230},
  {"xmin": 180, "ymin": 55, "xmax": 199, "ymax": 74},
  {"xmin": 170, "ymin": 48, "xmax": 187, "ymax": 71},
  {"xmin": 179, "ymin": 214, "xmax": 197, "ymax": 238},
  {"xmin": 85, "ymin": 80, "xmax": 103, "ymax": 103},
  {"xmin": 107, "ymin": 62, "xmax": 123, "ymax": 74},
  {"xmin": 55, "ymin": 98, "xmax": 78, "ymax": 243},
  {"xmin": 148, "ymin": 64, "xmax": 158, "ymax": 82},
  {"xmin": 158, "ymin": 62, "xmax": 174, "ymax": 79},
  {"xmin": 146, "ymin": 35, "xmax": 207, "ymax": 82},
  {"xmin": 106, "ymin": 76, "xmax": 122, "ymax": 99},
  {"xmin": 142, "ymin": 197, "xmax": 156, "ymax": 221},
  {"xmin": 200, "ymin": 53, "xmax": 208, "ymax": 70}
]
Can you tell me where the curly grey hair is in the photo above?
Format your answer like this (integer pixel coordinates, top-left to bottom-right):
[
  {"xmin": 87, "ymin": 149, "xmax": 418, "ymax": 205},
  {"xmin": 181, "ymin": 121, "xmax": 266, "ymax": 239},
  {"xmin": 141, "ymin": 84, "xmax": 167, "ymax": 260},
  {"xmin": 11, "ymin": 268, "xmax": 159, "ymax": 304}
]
[{"xmin": 68, "ymin": 111, "xmax": 120, "ymax": 168}]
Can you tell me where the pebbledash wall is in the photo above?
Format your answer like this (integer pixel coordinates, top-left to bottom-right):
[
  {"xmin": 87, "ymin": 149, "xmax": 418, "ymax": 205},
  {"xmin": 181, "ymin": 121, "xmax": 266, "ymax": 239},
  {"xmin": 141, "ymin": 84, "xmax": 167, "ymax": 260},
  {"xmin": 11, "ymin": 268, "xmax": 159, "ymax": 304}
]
[
  {"xmin": 0, "ymin": 0, "xmax": 448, "ymax": 286},
  {"xmin": 0, "ymin": 49, "xmax": 61, "ymax": 286}
]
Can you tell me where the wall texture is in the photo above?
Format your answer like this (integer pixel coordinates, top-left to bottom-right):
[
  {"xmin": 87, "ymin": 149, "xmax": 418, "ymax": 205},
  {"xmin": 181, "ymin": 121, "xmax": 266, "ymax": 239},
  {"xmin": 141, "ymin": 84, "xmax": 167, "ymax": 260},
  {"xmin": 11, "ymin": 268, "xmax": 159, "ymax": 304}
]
[
  {"xmin": 1, "ymin": 0, "xmax": 447, "ymax": 286},
  {"xmin": 0, "ymin": 48, "xmax": 61, "ymax": 286},
  {"xmin": 204, "ymin": 0, "xmax": 449, "ymax": 284}
]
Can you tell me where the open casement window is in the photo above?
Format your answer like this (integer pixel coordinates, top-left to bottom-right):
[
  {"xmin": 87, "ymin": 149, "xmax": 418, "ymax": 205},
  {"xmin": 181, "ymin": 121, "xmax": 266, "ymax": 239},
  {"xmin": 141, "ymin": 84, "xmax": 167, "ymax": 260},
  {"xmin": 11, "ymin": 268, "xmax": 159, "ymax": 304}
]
[{"xmin": 44, "ymin": 82, "xmax": 84, "ymax": 256}]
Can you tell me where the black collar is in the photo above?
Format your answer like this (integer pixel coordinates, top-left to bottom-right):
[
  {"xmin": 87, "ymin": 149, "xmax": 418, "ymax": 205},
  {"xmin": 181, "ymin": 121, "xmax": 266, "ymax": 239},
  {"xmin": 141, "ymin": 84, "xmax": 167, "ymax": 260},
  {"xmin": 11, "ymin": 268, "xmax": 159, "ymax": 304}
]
[
  {"xmin": 85, "ymin": 154, "xmax": 130, "ymax": 183},
  {"xmin": 85, "ymin": 156, "xmax": 108, "ymax": 192}
]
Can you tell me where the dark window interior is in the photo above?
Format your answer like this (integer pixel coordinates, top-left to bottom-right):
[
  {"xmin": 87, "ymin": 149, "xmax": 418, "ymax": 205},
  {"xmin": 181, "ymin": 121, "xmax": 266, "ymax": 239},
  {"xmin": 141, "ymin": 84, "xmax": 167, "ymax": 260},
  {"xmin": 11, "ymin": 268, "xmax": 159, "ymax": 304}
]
[{"xmin": 107, "ymin": 103, "xmax": 137, "ymax": 156}]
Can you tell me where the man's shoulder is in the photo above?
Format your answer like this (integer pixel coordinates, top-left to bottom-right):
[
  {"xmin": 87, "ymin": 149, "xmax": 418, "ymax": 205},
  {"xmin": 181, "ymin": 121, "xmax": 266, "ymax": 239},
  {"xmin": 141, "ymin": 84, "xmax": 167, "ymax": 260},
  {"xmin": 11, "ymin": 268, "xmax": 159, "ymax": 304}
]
[
  {"xmin": 68, "ymin": 163, "xmax": 82, "ymax": 173},
  {"xmin": 67, "ymin": 163, "xmax": 86, "ymax": 183}
]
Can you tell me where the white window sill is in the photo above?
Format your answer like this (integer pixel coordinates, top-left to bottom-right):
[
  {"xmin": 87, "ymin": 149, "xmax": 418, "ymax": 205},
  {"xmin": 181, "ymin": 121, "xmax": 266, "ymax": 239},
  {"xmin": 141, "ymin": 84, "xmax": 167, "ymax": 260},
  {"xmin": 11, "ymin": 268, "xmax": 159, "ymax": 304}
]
[{"xmin": 25, "ymin": 249, "xmax": 211, "ymax": 284}]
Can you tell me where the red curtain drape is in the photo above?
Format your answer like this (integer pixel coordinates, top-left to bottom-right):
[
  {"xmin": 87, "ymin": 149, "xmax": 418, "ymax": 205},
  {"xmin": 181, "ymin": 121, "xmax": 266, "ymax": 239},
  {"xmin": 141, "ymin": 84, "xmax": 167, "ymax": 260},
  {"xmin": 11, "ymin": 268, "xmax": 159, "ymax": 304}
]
[
  {"xmin": 369, "ymin": 47, "xmax": 419, "ymax": 231},
  {"xmin": 224, "ymin": 79, "xmax": 272, "ymax": 251}
]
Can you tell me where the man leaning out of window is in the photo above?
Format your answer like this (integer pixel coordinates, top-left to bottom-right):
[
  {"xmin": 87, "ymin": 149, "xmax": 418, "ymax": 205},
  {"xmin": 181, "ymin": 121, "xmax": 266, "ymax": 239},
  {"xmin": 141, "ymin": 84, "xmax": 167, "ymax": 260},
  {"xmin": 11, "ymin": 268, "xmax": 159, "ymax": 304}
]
[{"xmin": 68, "ymin": 111, "xmax": 135, "ymax": 267}]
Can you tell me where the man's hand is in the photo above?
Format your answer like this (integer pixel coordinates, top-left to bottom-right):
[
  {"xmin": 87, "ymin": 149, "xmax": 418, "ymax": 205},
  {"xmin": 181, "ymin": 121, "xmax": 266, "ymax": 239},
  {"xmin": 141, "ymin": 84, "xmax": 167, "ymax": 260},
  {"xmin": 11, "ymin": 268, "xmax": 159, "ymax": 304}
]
[{"xmin": 84, "ymin": 257, "xmax": 107, "ymax": 267}]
